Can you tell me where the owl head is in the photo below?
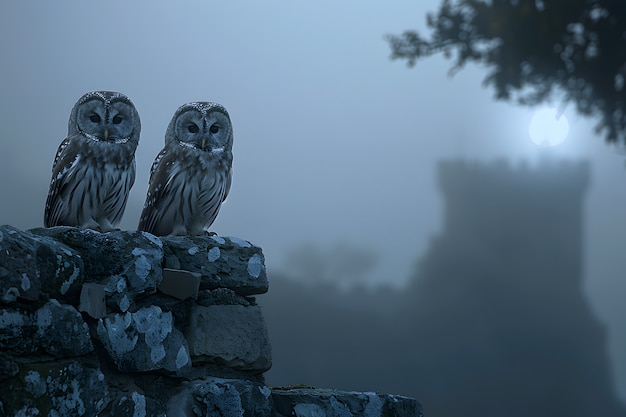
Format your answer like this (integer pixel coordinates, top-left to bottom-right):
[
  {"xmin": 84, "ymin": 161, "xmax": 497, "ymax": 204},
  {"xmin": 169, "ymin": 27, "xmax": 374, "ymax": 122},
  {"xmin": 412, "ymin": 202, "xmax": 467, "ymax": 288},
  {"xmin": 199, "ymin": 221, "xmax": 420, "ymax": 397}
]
[
  {"xmin": 165, "ymin": 102, "xmax": 233, "ymax": 155},
  {"xmin": 68, "ymin": 90, "xmax": 140, "ymax": 148}
]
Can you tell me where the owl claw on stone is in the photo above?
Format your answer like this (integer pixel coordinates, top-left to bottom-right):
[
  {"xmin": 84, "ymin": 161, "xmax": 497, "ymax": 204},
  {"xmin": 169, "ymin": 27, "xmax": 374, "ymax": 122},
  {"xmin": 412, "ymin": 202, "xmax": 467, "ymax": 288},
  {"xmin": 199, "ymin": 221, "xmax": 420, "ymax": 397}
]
[{"xmin": 80, "ymin": 219, "xmax": 118, "ymax": 233}]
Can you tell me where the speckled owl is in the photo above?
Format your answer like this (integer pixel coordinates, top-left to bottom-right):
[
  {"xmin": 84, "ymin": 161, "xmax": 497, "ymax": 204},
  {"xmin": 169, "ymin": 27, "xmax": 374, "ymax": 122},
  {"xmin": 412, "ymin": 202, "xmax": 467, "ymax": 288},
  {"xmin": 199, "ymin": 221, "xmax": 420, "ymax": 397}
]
[
  {"xmin": 138, "ymin": 102, "xmax": 233, "ymax": 236},
  {"xmin": 44, "ymin": 91, "xmax": 140, "ymax": 231}
]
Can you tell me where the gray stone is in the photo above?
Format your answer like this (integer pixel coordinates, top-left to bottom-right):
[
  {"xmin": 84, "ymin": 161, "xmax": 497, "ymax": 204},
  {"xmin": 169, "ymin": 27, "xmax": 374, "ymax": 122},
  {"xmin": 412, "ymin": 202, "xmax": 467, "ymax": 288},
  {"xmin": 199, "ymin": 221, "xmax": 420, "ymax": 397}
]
[
  {"xmin": 0, "ymin": 225, "xmax": 424, "ymax": 417},
  {"xmin": 0, "ymin": 299, "xmax": 92, "ymax": 358},
  {"xmin": 96, "ymin": 305, "xmax": 191, "ymax": 373},
  {"xmin": 161, "ymin": 235, "xmax": 268, "ymax": 296},
  {"xmin": 0, "ymin": 358, "xmax": 110, "ymax": 417},
  {"xmin": 0, "ymin": 350, "xmax": 18, "ymax": 380},
  {"xmin": 31, "ymin": 227, "xmax": 164, "ymax": 312},
  {"xmin": 0, "ymin": 225, "xmax": 84, "ymax": 304},
  {"xmin": 158, "ymin": 268, "xmax": 200, "ymax": 300},
  {"xmin": 271, "ymin": 388, "xmax": 424, "ymax": 417},
  {"xmin": 186, "ymin": 304, "xmax": 272, "ymax": 372},
  {"xmin": 166, "ymin": 377, "xmax": 273, "ymax": 417},
  {"xmin": 79, "ymin": 283, "xmax": 107, "ymax": 318},
  {"xmin": 107, "ymin": 391, "xmax": 152, "ymax": 417}
]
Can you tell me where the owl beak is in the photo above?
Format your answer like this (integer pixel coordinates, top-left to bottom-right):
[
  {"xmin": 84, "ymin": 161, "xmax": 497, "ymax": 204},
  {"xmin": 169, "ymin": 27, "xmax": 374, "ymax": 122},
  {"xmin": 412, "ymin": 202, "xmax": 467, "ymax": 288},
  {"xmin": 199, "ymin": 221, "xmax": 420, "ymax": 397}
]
[
  {"xmin": 202, "ymin": 138, "xmax": 208, "ymax": 151},
  {"xmin": 103, "ymin": 129, "xmax": 110, "ymax": 141}
]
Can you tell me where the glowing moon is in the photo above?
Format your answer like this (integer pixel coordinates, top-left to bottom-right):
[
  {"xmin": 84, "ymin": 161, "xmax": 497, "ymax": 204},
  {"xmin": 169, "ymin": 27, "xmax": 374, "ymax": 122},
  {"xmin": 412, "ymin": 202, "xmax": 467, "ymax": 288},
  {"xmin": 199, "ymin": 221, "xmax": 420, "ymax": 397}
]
[{"xmin": 528, "ymin": 108, "xmax": 569, "ymax": 146}]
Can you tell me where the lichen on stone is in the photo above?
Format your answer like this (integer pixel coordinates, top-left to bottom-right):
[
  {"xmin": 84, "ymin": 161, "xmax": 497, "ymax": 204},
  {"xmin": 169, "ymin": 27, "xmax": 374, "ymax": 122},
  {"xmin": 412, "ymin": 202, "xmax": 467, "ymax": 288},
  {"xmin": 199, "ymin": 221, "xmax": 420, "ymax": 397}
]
[
  {"xmin": 97, "ymin": 312, "xmax": 139, "ymax": 359},
  {"xmin": 132, "ymin": 248, "xmax": 153, "ymax": 281},
  {"xmin": 20, "ymin": 274, "xmax": 31, "ymax": 291},
  {"xmin": 210, "ymin": 235, "xmax": 226, "ymax": 245},
  {"xmin": 208, "ymin": 246, "xmax": 221, "ymax": 262},
  {"xmin": 247, "ymin": 254, "xmax": 263, "ymax": 279},
  {"xmin": 228, "ymin": 237, "xmax": 251, "ymax": 248}
]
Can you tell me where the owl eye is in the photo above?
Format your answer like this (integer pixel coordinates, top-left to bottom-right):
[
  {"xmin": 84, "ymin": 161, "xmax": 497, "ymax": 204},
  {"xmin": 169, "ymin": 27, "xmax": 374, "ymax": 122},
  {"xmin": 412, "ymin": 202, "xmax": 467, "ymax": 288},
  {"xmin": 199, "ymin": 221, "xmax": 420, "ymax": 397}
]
[
  {"xmin": 188, "ymin": 124, "xmax": 199, "ymax": 133},
  {"xmin": 89, "ymin": 114, "xmax": 101, "ymax": 123},
  {"xmin": 209, "ymin": 125, "xmax": 219, "ymax": 134},
  {"xmin": 112, "ymin": 115, "xmax": 123, "ymax": 124}
]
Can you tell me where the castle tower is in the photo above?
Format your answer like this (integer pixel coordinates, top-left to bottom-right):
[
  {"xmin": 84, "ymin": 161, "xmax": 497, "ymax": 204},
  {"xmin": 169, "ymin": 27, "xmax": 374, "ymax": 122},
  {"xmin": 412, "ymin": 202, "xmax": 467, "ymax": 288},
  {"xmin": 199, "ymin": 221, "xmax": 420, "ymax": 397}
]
[
  {"xmin": 437, "ymin": 159, "xmax": 589, "ymax": 287},
  {"xmin": 407, "ymin": 158, "xmax": 626, "ymax": 417}
]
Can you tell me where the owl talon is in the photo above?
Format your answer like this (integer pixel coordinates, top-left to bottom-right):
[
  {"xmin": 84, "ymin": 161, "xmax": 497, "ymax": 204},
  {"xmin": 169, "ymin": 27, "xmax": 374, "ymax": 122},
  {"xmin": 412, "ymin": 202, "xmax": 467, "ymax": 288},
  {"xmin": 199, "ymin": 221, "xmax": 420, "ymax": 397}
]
[{"xmin": 80, "ymin": 221, "xmax": 102, "ymax": 232}]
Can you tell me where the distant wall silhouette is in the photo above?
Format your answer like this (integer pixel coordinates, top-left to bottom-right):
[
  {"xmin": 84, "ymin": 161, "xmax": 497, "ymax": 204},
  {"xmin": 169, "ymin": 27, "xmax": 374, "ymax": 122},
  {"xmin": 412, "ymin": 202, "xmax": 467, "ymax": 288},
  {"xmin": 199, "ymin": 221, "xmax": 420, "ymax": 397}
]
[{"xmin": 262, "ymin": 159, "xmax": 626, "ymax": 417}]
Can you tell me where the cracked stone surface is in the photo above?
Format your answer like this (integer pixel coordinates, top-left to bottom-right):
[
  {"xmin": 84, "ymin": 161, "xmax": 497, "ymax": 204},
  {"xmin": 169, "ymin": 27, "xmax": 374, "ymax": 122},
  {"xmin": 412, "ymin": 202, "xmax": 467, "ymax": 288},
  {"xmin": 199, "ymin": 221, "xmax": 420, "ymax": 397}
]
[
  {"xmin": 0, "ymin": 226, "xmax": 422, "ymax": 417},
  {"xmin": 161, "ymin": 235, "xmax": 269, "ymax": 296}
]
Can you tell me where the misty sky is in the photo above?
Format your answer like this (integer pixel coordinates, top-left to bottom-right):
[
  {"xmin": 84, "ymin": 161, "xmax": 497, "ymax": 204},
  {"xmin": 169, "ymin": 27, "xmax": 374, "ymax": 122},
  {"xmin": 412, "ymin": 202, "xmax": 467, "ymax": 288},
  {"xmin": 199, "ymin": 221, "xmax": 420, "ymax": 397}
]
[{"xmin": 2, "ymin": 0, "xmax": 626, "ymax": 402}]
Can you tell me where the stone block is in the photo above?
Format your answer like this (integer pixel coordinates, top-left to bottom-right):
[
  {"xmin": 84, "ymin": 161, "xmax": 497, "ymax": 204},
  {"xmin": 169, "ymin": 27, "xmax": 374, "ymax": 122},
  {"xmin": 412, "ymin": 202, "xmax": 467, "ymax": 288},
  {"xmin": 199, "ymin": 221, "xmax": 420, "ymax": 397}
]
[
  {"xmin": 0, "ymin": 225, "xmax": 425, "ymax": 417},
  {"xmin": 107, "ymin": 391, "xmax": 150, "ymax": 417},
  {"xmin": 158, "ymin": 268, "xmax": 200, "ymax": 300},
  {"xmin": 31, "ymin": 227, "xmax": 164, "ymax": 312},
  {"xmin": 187, "ymin": 304, "xmax": 272, "ymax": 372},
  {"xmin": 0, "ymin": 351, "xmax": 18, "ymax": 380},
  {"xmin": 79, "ymin": 283, "xmax": 107, "ymax": 318},
  {"xmin": 166, "ymin": 377, "xmax": 272, "ymax": 417},
  {"xmin": 161, "ymin": 235, "xmax": 268, "ymax": 296},
  {"xmin": 0, "ymin": 225, "xmax": 83, "ymax": 304},
  {"xmin": 0, "ymin": 299, "xmax": 92, "ymax": 358},
  {"xmin": 96, "ymin": 305, "xmax": 191, "ymax": 373},
  {"xmin": 271, "ymin": 388, "xmax": 424, "ymax": 417},
  {"xmin": 0, "ymin": 359, "xmax": 110, "ymax": 416}
]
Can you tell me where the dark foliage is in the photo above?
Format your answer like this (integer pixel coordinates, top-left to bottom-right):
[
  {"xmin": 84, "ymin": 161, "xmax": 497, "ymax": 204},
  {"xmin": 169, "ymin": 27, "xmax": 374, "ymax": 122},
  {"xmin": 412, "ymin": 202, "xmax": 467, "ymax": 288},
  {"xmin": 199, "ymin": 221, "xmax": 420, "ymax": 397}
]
[{"xmin": 387, "ymin": 0, "xmax": 626, "ymax": 143}]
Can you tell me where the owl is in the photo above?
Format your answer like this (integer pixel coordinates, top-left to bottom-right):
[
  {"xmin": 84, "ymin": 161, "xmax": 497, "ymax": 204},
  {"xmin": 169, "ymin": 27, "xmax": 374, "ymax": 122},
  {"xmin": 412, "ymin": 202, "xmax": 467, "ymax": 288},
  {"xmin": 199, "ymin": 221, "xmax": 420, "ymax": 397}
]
[
  {"xmin": 44, "ymin": 90, "xmax": 141, "ymax": 232},
  {"xmin": 138, "ymin": 102, "xmax": 233, "ymax": 236}
]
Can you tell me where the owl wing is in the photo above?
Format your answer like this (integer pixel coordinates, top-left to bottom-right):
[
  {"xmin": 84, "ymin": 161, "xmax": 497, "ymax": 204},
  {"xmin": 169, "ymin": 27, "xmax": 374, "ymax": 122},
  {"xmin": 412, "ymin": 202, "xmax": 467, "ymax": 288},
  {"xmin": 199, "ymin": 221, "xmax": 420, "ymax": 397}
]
[
  {"xmin": 196, "ymin": 163, "xmax": 230, "ymax": 226},
  {"xmin": 222, "ymin": 167, "xmax": 232, "ymax": 202},
  {"xmin": 138, "ymin": 148, "xmax": 231, "ymax": 235},
  {"xmin": 147, "ymin": 147, "xmax": 167, "ymax": 188},
  {"xmin": 138, "ymin": 148, "xmax": 172, "ymax": 234},
  {"xmin": 52, "ymin": 137, "xmax": 70, "ymax": 169},
  {"xmin": 44, "ymin": 138, "xmax": 80, "ymax": 227},
  {"xmin": 101, "ymin": 157, "xmax": 136, "ymax": 226}
]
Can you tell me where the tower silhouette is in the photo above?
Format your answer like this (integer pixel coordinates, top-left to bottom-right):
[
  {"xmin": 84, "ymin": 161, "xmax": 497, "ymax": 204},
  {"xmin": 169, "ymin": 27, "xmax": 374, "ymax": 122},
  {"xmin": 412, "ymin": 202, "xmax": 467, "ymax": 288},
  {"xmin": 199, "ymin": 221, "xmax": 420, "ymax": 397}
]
[
  {"xmin": 406, "ymin": 159, "xmax": 625, "ymax": 417},
  {"xmin": 261, "ymin": 158, "xmax": 626, "ymax": 417}
]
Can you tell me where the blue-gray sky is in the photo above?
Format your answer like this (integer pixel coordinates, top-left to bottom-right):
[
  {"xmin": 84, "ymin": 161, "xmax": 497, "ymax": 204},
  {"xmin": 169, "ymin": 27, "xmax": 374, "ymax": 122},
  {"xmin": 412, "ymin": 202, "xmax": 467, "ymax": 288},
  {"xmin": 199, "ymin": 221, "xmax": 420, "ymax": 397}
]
[{"xmin": 2, "ymin": 0, "xmax": 626, "ymax": 402}]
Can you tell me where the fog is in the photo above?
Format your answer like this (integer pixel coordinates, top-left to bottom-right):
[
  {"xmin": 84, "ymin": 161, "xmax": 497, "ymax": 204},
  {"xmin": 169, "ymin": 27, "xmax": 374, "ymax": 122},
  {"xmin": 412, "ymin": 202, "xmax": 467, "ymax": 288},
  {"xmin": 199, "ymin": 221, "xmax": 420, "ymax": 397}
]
[{"xmin": 2, "ymin": 1, "xmax": 626, "ymax": 415}]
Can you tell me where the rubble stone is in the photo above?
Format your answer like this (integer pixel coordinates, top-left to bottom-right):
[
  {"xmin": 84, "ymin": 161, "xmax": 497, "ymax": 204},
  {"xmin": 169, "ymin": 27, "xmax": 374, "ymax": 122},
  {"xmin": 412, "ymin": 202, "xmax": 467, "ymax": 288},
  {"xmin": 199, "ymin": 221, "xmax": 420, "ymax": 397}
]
[
  {"xmin": 96, "ymin": 305, "xmax": 191, "ymax": 373},
  {"xmin": 0, "ymin": 299, "xmax": 92, "ymax": 358},
  {"xmin": 0, "ymin": 226, "xmax": 422, "ymax": 417},
  {"xmin": 271, "ymin": 388, "xmax": 424, "ymax": 417},
  {"xmin": 31, "ymin": 227, "xmax": 164, "ymax": 313},
  {"xmin": 166, "ymin": 377, "xmax": 273, "ymax": 417},
  {"xmin": 187, "ymin": 304, "xmax": 272, "ymax": 373},
  {"xmin": 0, "ymin": 359, "xmax": 110, "ymax": 416},
  {"xmin": 161, "ymin": 235, "xmax": 268, "ymax": 296},
  {"xmin": 0, "ymin": 224, "xmax": 83, "ymax": 305}
]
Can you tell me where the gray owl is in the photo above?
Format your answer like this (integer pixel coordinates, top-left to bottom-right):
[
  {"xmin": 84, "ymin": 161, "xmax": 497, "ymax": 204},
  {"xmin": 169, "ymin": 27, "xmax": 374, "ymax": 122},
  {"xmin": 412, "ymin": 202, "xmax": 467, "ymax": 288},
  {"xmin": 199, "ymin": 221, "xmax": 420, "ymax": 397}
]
[
  {"xmin": 44, "ymin": 91, "xmax": 141, "ymax": 231},
  {"xmin": 138, "ymin": 102, "xmax": 233, "ymax": 236}
]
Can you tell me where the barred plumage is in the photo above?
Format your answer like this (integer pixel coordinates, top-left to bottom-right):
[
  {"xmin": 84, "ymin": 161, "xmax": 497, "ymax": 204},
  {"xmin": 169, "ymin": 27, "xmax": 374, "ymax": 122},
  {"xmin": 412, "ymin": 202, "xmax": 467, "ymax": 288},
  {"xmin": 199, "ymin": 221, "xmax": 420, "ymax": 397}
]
[
  {"xmin": 44, "ymin": 91, "xmax": 141, "ymax": 231},
  {"xmin": 138, "ymin": 102, "xmax": 233, "ymax": 236}
]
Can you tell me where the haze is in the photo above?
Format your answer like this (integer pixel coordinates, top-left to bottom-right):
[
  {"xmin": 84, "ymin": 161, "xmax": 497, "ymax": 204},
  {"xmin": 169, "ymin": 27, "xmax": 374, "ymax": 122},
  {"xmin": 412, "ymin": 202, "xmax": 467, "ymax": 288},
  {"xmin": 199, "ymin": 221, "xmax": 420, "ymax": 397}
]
[{"xmin": 2, "ymin": 1, "xmax": 626, "ymax": 413}]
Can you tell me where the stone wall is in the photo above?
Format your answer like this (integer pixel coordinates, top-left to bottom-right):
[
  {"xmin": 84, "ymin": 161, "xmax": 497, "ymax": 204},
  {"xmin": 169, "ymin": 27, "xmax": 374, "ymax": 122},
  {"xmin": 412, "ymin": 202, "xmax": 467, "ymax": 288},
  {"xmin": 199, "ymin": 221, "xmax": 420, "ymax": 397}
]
[{"xmin": 0, "ymin": 225, "xmax": 422, "ymax": 417}]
